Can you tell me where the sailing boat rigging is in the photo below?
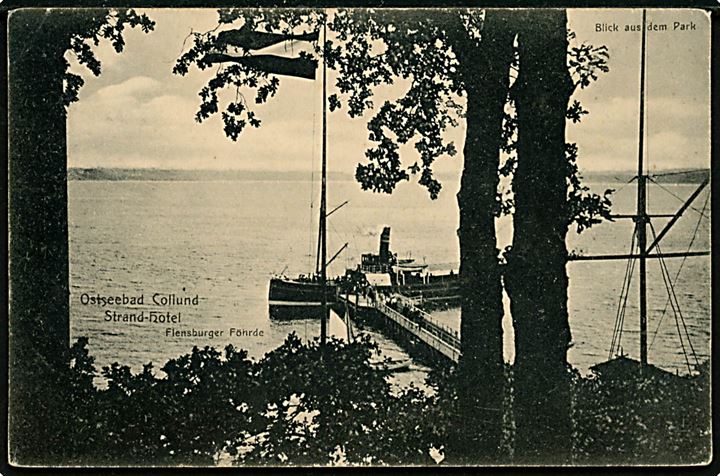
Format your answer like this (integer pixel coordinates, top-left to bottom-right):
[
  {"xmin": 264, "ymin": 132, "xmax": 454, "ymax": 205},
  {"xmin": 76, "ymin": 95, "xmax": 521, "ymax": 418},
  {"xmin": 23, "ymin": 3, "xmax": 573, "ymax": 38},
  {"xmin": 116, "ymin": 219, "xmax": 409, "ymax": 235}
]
[
  {"xmin": 568, "ymin": 10, "xmax": 710, "ymax": 374},
  {"xmin": 267, "ymin": 18, "xmax": 348, "ymax": 342}
]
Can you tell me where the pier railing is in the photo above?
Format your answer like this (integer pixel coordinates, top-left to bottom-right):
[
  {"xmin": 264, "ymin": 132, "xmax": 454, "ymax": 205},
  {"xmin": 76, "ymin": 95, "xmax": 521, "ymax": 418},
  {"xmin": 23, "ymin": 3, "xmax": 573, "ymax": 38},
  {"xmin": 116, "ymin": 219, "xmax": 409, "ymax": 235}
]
[
  {"xmin": 338, "ymin": 292, "xmax": 462, "ymax": 363},
  {"xmin": 376, "ymin": 301, "xmax": 461, "ymax": 363},
  {"xmin": 390, "ymin": 296, "xmax": 461, "ymax": 348}
]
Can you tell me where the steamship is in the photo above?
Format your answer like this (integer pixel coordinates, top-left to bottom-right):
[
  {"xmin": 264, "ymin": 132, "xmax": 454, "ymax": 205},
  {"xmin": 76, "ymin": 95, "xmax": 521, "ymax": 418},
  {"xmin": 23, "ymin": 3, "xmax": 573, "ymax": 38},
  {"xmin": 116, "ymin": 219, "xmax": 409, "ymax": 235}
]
[
  {"xmin": 348, "ymin": 227, "xmax": 461, "ymax": 306},
  {"xmin": 268, "ymin": 227, "xmax": 460, "ymax": 319}
]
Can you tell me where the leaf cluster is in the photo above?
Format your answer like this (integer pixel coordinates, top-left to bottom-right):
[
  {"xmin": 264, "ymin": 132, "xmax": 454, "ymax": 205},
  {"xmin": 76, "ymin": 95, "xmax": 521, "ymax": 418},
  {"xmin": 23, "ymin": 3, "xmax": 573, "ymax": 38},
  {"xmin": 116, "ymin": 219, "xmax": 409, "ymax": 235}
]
[
  {"xmin": 496, "ymin": 31, "xmax": 612, "ymax": 230},
  {"xmin": 61, "ymin": 9, "xmax": 155, "ymax": 108},
  {"xmin": 327, "ymin": 11, "xmax": 467, "ymax": 198},
  {"xmin": 571, "ymin": 363, "xmax": 710, "ymax": 464},
  {"xmin": 568, "ymin": 42, "xmax": 610, "ymax": 90},
  {"xmin": 175, "ymin": 9, "xmax": 468, "ymax": 198},
  {"xmin": 174, "ymin": 10, "xmax": 322, "ymax": 141},
  {"xmin": 175, "ymin": 9, "xmax": 614, "ymax": 229},
  {"xmin": 565, "ymin": 142, "xmax": 614, "ymax": 232},
  {"xmin": 52, "ymin": 335, "xmax": 440, "ymax": 466},
  {"xmin": 35, "ymin": 336, "xmax": 711, "ymax": 466}
]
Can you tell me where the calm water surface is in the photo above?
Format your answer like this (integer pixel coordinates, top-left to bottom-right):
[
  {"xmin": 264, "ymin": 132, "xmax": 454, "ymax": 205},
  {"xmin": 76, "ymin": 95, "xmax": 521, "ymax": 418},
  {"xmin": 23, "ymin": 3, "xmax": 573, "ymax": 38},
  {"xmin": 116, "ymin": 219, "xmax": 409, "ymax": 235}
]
[{"xmin": 68, "ymin": 178, "xmax": 710, "ymax": 378}]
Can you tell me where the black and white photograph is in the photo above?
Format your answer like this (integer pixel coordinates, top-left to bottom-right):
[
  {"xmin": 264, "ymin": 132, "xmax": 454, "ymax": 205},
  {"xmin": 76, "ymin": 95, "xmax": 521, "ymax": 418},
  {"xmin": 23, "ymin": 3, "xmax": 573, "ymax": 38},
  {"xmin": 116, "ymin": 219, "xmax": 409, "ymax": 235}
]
[{"xmin": 7, "ymin": 6, "xmax": 712, "ymax": 467}]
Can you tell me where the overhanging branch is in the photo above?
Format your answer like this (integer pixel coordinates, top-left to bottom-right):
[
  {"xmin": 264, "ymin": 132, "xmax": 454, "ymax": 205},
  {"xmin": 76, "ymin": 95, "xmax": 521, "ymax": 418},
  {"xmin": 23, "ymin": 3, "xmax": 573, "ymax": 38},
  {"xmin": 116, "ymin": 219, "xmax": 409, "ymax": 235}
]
[{"xmin": 204, "ymin": 53, "xmax": 317, "ymax": 80}]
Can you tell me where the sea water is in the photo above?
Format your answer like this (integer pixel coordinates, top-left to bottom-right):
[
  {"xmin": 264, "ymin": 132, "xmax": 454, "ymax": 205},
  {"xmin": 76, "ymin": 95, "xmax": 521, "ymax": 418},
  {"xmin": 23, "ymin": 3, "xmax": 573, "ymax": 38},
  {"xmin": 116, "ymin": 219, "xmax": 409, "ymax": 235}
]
[{"xmin": 68, "ymin": 177, "xmax": 710, "ymax": 378}]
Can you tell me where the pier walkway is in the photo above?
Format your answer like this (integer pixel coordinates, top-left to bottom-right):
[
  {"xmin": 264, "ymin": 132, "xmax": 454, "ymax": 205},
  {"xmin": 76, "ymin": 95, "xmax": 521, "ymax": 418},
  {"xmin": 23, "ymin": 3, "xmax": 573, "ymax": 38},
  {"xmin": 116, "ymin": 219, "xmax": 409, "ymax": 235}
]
[{"xmin": 339, "ymin": 292, "xmax": 461, "ymax": 363}]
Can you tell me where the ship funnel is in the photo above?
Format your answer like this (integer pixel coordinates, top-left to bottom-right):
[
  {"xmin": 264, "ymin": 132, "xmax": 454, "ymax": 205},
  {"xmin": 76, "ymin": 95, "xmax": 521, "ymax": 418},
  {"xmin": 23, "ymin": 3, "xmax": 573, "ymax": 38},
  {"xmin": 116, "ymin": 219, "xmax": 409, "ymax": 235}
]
[{"xmin": 379, "ymin": 227, "xmax": 391, "ymax": 262}]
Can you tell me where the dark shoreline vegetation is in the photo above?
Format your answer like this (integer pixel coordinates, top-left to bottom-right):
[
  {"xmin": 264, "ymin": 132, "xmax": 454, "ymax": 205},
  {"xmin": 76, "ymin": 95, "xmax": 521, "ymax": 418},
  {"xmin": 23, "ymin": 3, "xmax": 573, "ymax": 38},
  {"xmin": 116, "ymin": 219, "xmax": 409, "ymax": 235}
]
[{"xmin": 24, "ymin": 334, "xmax": 710, "ymax": 466}]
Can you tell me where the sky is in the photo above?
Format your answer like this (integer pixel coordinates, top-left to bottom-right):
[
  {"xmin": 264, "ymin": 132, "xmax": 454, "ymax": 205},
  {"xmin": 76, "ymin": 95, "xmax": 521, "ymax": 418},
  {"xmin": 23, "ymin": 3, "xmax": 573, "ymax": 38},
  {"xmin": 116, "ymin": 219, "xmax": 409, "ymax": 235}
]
[{"xmin": 66, "ymin": 8, "xmax": 711, "ymax": 175}]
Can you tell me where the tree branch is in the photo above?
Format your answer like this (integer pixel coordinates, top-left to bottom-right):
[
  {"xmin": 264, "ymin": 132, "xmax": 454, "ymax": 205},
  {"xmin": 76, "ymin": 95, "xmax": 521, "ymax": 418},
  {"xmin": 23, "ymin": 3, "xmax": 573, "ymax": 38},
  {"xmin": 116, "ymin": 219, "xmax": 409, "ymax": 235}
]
[{"xmin": 204, "ymin": 53, "xmax": 317, "ymax": 80}]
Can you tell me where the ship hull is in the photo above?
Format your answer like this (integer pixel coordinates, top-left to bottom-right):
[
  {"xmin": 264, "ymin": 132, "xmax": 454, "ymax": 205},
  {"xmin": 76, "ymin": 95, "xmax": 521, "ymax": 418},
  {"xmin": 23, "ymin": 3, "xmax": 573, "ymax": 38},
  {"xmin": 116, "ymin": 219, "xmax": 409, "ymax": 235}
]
[{"xmin": 268, "ymin": 277, "xmax": 338, "ymax": 320}]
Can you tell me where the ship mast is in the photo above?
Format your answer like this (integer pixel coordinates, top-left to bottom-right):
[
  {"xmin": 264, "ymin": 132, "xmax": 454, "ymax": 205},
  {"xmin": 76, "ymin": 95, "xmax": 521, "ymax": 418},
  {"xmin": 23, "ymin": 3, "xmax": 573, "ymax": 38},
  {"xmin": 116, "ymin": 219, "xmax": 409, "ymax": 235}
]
[
  {"xmin": 319, "ymin": 16, "xmax": 328, "ymax": 345},
  {"xmin": 637, "ymin": 9, "xmax": 648, "ymax": 366},
  {"xmin": 566, "ymin": 9, "xmax": 709, "ymax": 370}
]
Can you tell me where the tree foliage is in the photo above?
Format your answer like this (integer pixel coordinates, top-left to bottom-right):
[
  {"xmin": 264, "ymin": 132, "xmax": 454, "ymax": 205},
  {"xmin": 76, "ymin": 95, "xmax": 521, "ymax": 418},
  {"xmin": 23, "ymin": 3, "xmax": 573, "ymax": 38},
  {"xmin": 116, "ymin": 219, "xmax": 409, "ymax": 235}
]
[
  {"xmin": 327, "ymin": 11, "xmax": 467, "ymax": 198},
  {"xmin": 172, "ymin": 13, "xmax": 613, "ymax": 459},
  {"xmin": 44, "ymin": 337, "xmax": 710, "ymax": 465},
  {"xmin": 498, "ymin": 29, "xmax": 613, "ymax": 233},
  {"xmin": 174, "ymin": 10, "xmax": 471, "ymax": 198},
  {"xmin": 61, "ymin": 9, "xmax": 156, "ymax": 108},
  {"xmin": 174, "ymin": 10, "xmax": 321, "ymax": 141},
  {"xmin": 54, "ymin": 335, "xmax": 442, "ymax": 466},
  {"xmin": 571, "ymin": 362, "xmax": 710, "ymax": 465},
  {"xmin": 175, "ymin": 8, "xmax": 612, "ymax": 224},
  {"xmin": 7, "ymin": 9, "xmax": 154, "ymax": 465}
]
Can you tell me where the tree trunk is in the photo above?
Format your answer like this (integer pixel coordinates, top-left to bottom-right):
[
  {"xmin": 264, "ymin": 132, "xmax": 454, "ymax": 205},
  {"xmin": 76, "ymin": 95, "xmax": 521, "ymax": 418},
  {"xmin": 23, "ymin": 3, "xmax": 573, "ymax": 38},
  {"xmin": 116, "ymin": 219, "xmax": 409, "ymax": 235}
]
[
  {"xmin": 450, "ymin": 10, "xmax": 515, "ymax": 462},
  {"xmin": 505, "ymin": 9, "xmax": 574, "ymax": 463},
  {"xmin": 8, "ymin": 11, "xmax": 72, "ymax": 464}
]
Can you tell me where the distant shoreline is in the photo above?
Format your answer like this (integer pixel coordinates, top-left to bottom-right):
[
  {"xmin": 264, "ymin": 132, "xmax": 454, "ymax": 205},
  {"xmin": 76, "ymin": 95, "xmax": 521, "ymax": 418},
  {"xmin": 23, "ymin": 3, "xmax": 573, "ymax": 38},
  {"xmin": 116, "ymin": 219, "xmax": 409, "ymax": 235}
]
[
  {"xmin": 67, "ymin": 167, "xmax": 709, "ymax": 184},
  {"xmin": 67, "ymin": 167, "xmax": 352, "ymax": 182}
]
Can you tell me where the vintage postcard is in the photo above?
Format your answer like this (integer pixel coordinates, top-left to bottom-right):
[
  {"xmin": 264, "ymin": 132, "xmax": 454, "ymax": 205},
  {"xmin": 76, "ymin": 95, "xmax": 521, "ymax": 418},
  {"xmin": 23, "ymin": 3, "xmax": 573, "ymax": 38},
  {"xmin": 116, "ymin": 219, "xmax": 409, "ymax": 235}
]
[{"xmin": 6, "ymin": 6, "xmax": 712, "ymax": 467}]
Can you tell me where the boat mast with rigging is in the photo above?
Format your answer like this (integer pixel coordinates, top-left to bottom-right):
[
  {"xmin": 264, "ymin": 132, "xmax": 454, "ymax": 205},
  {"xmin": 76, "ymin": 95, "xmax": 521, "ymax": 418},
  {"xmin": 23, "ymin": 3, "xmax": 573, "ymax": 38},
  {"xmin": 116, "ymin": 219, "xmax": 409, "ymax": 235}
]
[
  {"xmin": 567, "ymin": 9, "xmax": 710, "ymax": 370},
  {"xmin": 319, "ymin": 17, "xmax": 328, "ymax": 345}
]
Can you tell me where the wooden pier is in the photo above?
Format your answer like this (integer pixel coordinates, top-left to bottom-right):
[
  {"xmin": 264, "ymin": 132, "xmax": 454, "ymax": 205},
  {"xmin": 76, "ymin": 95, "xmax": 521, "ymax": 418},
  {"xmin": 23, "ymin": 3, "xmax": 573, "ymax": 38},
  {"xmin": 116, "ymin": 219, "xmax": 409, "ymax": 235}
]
[{"xmin": 338, "ymin": 293, "xmax": 461, "ymax": 364}]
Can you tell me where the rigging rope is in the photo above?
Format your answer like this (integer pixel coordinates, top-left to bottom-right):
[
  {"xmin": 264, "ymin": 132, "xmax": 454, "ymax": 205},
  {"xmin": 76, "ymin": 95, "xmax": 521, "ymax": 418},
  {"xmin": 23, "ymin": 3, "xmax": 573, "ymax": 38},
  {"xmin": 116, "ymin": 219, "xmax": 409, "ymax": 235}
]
[
  {"xmin": 609, "ymin": 226, "xmax": 638, "ymax": 359},
  {"xmin": 308, "ymin": 92, "xmax": 318, "ymax": 275},
  {"xmin": 649, "ymin": 191, "xmax": 710, "ymax": 351},
  {"xmin": 612, "ymin": 176, "xmax": 638, "ymax": 196},
  {"xmin": 653, "ymin": 232, "xmax": 692, "ymax": 373},
  {"xmin": 647, "ymin": 177, "xmax": 710, "ymax": 220},
  {"xmin": 328, "ymin": 219, "xmax": 343, "ymax": 275},
  {"xmin": 605, "ymin": 175, "xmax": 642, "ymax": 353},
  {"xmin": 649, "ymin": 222, "xmax": 700, "ymax": 373},
  {"xmin": 615, "ymin": 256, "xmax": 636, "ymax": 359}
]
